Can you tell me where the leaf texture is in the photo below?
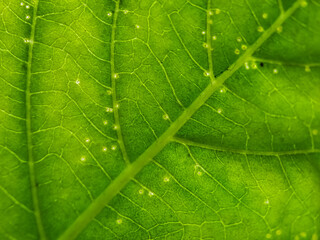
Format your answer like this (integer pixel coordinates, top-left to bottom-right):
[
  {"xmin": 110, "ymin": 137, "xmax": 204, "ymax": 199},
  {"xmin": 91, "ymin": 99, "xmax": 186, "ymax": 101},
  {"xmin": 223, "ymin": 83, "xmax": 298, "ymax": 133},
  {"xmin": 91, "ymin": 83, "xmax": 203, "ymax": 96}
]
[{"xmin": 0, "ymin": 0, "xmax": 319, "ymax": 239}]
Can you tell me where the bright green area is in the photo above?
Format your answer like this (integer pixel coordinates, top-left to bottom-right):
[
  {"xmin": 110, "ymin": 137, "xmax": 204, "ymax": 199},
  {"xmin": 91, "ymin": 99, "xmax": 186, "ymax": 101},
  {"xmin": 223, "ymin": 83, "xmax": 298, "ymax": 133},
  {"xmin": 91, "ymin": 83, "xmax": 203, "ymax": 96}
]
[{"xmin": 0, "ymin": 0, "xmax": 319, "ymax": 239}]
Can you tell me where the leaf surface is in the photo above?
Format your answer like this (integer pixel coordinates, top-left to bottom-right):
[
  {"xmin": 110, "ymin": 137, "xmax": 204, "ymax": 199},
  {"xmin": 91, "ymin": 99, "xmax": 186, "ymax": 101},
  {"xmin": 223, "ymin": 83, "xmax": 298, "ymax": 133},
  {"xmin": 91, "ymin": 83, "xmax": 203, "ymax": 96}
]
[{"xmin": 0, "ymin": 0, "xmax": 320, "ymax": 239}]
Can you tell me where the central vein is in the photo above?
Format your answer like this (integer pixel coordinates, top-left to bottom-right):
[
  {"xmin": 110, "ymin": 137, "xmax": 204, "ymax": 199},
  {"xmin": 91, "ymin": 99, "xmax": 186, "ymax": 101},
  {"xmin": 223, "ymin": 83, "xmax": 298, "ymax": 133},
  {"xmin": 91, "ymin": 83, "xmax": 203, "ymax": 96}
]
[{"xmin": 58, "ymin": 1, "xmax": 304, "ymax": 239}]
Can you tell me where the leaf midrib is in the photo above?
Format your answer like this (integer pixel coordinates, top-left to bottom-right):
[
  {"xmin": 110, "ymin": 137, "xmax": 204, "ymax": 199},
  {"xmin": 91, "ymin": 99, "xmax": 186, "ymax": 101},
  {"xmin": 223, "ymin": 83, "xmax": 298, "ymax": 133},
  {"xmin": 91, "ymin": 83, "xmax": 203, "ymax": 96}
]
[
  {"xmin": 58, "ymin": 1, "xmax": 304, "ymax": 239},
  {"xmin": 25, "ymin": 0, "xmax": 47, "ymax": 239}
]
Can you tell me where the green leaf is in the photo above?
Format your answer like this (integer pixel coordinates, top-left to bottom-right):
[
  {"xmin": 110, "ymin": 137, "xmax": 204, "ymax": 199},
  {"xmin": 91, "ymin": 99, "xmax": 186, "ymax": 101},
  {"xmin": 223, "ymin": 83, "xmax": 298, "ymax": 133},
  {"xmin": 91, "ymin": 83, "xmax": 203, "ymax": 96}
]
[{"xmin": 0, "ymin": 0, "xmax": 319, "ymax": 239}]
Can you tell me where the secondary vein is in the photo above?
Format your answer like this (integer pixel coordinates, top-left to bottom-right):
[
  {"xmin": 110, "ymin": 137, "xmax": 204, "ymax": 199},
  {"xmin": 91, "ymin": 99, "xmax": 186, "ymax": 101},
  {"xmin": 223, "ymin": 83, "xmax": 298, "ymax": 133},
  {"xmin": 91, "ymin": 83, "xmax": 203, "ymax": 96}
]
[
  {"xmin": 25, "ymin": 1, "xmax": 47, "ymax": 239},
  {"xmin": 58, "ymin": 1, "xmax": 304, "ymax": 239},
  {"xmin": 110, "ymin": 0, "xmax": 130, "ymax": 165}
]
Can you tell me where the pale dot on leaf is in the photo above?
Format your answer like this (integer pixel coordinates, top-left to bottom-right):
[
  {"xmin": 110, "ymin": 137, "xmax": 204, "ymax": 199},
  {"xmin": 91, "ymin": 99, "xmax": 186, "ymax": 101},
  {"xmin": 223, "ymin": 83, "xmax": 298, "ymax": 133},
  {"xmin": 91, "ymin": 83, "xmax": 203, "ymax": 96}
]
[
  {"xmin": 102, "ymin": 147, "xmax": 107, "ymax": 152},
  {"xmin": 20, "ymin": 2, "xmax": 24, "ymax": 6},
  {"xmin": 273, "ymin": 68, "xmax": 278, "ymax": 74},
  {"xmin": 111, "ymin": 145, "xmax": 117, "ymax": 150},
  {"xmin": 241, "ymin": 45, "xmax": 247, "ymax": 50},
  {"xmin": 203, "ymin": 43, "xmax": 208, "ymax": 48},
  {"xmin": 257, "ymin": 26, "xmax": 264, "ymax": 32},
  {"xmin": 107, "ymin": 12, "xmax": 112, "ymax": 17},
  {"xmin": 262, "ymin": 13, "xmax": 268, "ymax": 19},
  {"xmin": 277, "ymin": 26, "xmax": 283, "ymax": 33},
  {"xmin": 163, "ymin": 177, "xmax": 170, "ymax": 183},
  {"xmin": 75, "ymin": 79, "xmax": 80, "ymax": 85},
  {"xmin": 197, "ymin": 171, "xmax": 202, "ymax": 176},
  {"xmin": 115, "ymin": 103, "xmax": 119, "ymax": 109},
  {"xmin": 264, "ymin": 199, "xmax": 269, "ymax": 204},
  {"xmin": 26, "ymin": 15, "xmax": 30, "ymax": 19},
  {"xmin": 26, "ymin": 5, "xmax": 30, "ymax": 9},
  {"xmin": 217, "ymin": 108, "xmax": 222, "ymax": 114},
  {"xmin": 234, "ymin": 49, "xmax": 240, "ymax": 55},
  {"xmin": 305, "ymin": 65, "xmax": 311, "ymax": 72},
  {"xmin": 266, "ymin": 233, "xmax": 272, "ymax": 239},
  {"xmin": 113, "ymin": 125, "xmax": 118, "ymax": 130},
  {"xmin": 300, "ymin": 232, "xmax": 307, "ymax": 238},
  {"xmin": 135, "ymin": 24, "xmax": 140, "ymax": 29},
  {"xmin": 85, "ymin": 138, "xmax": 90, "ymax": 143},
  {"xmin": 236, "ymin": 37, "xmax": 242, "ymax": 42},
  {"xmin": 251, "ymin": 63, "xmax": 257, "ymax": 69},
  {"xmin": 123, "ymin": 10, "xmax": 128, "ymax": 14},
  {"xmin": 312, "ymin": 233, "xmax": 318, "ymax": 240},
  {"xmin": 220, "ymin": 88, "xmax": 226, "ymax": 93},
  {"xmin": 116, "ymin": 219, "xmax": 122, "ymax": 224},
  {"xmin": 163, "ymin": 114, "xmax": 169, "ymax": 120},
  {"xmin": 138, "ymin": 189, "xmax": 144, "ymax": 194},
  {"xmin": 276, "ymin": 230, "xmax": 282, "ymax": 235},
  {"xmin": 215, "ymin": 9, "xmax": 221, "ymax": 14},
  {"xmin": 312, "ymin": 129, "xmax": 318, "ymax": 135},
  {"xmin": 212, "ymin": 35, "xmax": 217, "ymax": 40},
  {"xmin": 113, "ymin": 73, "xmax": 119, "ymax": 79},
  {"xmin": 106, "ymin": 107, "xmax": 113, "ymax": 113},
  {"xmin": 148, "ymin": 191, "xmax": 154, "ymax": 197},
  {"xmin": 244, "ymin": 62, "xmax": 250, "ymax": 70},
  {"xmin": 300, "ymin": 1, "xmax": 308, "ymax": 7},
  {"xmin": 208, "ymin": 10, "xmax": 213, "ymax": 15},
  {"xmin": 204, "ymin": 71, "xmax": 210, "ymax": 77},
  {"xmin": 103, "ymin": 120, "xmax": 108, "ymax": 125},
  {"xmin": 80, "ymin": 156, "xmax": 86, "ymax": 162},
  {"xmin": 201, "ymin": 31, "xmax": 206, "ymax": 35}
]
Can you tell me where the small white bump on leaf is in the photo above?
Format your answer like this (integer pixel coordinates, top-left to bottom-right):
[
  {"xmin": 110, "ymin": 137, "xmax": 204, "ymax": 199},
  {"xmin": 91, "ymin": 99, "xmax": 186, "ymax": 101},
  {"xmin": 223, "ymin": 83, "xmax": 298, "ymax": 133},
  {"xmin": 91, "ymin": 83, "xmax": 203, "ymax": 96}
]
[
  {"xmin": 111, "ymin": 145, "xmax": 117, "ymax": 151},
  {"xmin": 106, "ymin": 107, "xmax": 113, "ymax": 113},
  {"xmin": 262, "ymin": 13, "xmax": 268, "ymax": 19},
  {"xmin": 135, "ymin": 24, "xmax": 140, "ymax": 29},
  {"xmin": 75, "ymin": 79, "xmax": 80, "ymax": 85},
  {"xmin": 113, "ymin": 73, "xmax": 119, "ymax": 79},
  {"xmin": 103, "ymin": 120, "xmax": 108, "ymax": 125},
  {"xmin": 241, "ymin": 45, "xmax": 247, "ymax": 50},
  {"xmin": 85, "ymin": 138, "xmax": 90, "ymax": 143},
  {"xmin": 236, "ymin": 37, "xmax": 242, "ymax": 42},
  {"xmin": 116, "ymin": 219, "xmax": 122, "ymax": 224},
  {"xmin": 148, "ymin": 191, "xmax": 154, "ymax": 197},
  {"xmin": 163, "ymin": 177, "xmax": 170, "ymax": 183},
  {"xmin": 113, "ymin": 125, "xmax": 118, "ymax": 130},
  {"xmin": 115, "ymin": 103, "xmax": 120, "ymax": 109},
  {"xmin": 197, "ymin": 171, "xmax": 202, "ymax": 176},
  {"xmin": 276, "ymin": 230, "xmax": 282, "ymax": 236},
  {"xmin": 208, "ymin": 10, "xmax": 213, "ymax": 15},
  {"xmin": 26, "ymin": 15, "xmax": 30, "ymax": 19},
  {"xmin": 257, "ymin": 26, "xmax": 264, "ymax": 32},
  {"xmin": 123, "ymin": 10, "xmax": 128, "ymax": 14},
  {"xmin": 264, "ymin": 199, "xmax": 269, "ymax": 204},
  {"xmin": 201, "ymin": 31, "xmax": 206, "ymax": 35},
  {"xmin": 163, "ymin": 114, "xmax": 169, "ymax": 120},
  {"xmin": 204, "ymin": 71, "xmax": 210, "ymax": 77},
  {"xmin": 273, "ymin": 68, "xmax": 278, "ymax": 74},
  {"xmin": 220, "ymin": 88, "xmax": 226, "ymax": 93},
  {"xmin": 217, "ymin": 108, "xmax": 222, "ymax": 114},
  {"xmin": 26, "ymin": 5, "xmax": 30, "ymax": 9},
  {"xmin": 107, "ymin": 12, "xmax": 112, "ymax": 17},
  {"xmin": 244, "ymin": 62, "xmax": 250, "ymax": 70},
  {"xmin": 203, "ymin": 43, "xmax": 209, "ymax": 48},
  {"xmin": 80, "ymin": 156, "xmax": 86, "ymax": 162},
  {"xmin": 20, "ymin": 2, "xmax": 24, "ymax": 6},
  {"xmin": 102, "ymin": 147, "xmax": 107, "ymax": 152},
  {"xmin": 212, "ymin": 35, "xmax": 217, "ymax": 40},
  {"xmin": 138, "ymin": 189, "xmax": 144, "ymax": 194}
]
